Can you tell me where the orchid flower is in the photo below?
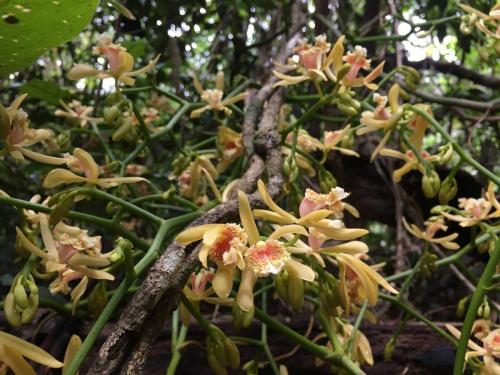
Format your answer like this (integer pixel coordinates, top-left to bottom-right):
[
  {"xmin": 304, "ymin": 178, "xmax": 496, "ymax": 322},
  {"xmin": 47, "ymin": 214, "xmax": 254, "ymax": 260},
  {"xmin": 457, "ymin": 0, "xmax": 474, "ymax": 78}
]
[
  {"xmin": 217, "ymin": 126, "xmax": 244, "ymax": 173},
  {"xmin": 236, "ymin": 190, "xmax": 315, "ymax": 311},
  {"xmin": 0, "ymin": 95, "xmax": 68, "ymax": 165},
  {"xmin": 446, "ymin": 324, "xmax": 500, "ymax": 375},
  {"xmin": 322, "ymin": 125, "xmax": 359, "ymax": 157},
  {"xmin": 379, "ymin": 148, "xmax": 439, "ymax": 183},
  {"xmin": 357, "ymin": 84, "xmax": 403, "ymax": 161},
  {"xmin": 189, "ymin": 71, "xmax": 247, "ymax": 118},
  {"xmin": 16, "ymin": 215, "xmax": 114, "ymax": 309},
  {"xmin": 43, "ymin": 148, "xmax": 146, "ymax": 189},
  {"xmin": 459, "ymin": 3, "xmax": 500, "ymax": 39},
  {"xmin": 273, "ymin": 35, "xmax": 346, "ymax": 87},
  {"xmin": 342, "ymin": 46, "xmax": 384, "ymax": 90},
  {"xmin": 55, "ymin": 100, "xmax": 102, "ymax": 128},
  {"xmin": 177, "ymin": 155, "xmax": 221, "ymax": 204},
  {"xmin": 176, "ymin": 224, "xmax": 248, "ymax": 298},
  {"xmin": 179, "ymin": 269, "xmax": 233, "ymax": 326},
  {"xmin": 67, "ymin": 35, "xmax": 160, "ymax": 86},
  {"xmin": 0, "ymin": 331, "xmax": 63, "ymax": 375},
  {"xmin": 402, "ymin": 217, "xmax": 460, "ymax": 250},
  {"xmin": 441, "ymin": 183, "xmax": 500, "ymax": 227}
]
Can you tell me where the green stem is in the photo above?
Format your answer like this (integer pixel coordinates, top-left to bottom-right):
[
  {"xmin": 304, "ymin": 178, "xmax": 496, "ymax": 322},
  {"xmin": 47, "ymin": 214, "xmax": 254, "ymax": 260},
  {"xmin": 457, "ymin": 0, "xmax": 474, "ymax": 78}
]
[
  {"xmin": 166, "ymin": 310, "xmax": 188, "ymax": 375},
  {"xmin": 260, "ymin": 288, "xmax": 279, "ymax": 375},
  {"xmin": 91, "ymin": 122, "xmax": 115, "ymax": 161},
  {"xmin": 347, "ymin": 299, "xmax": 368, "ymax": 356},
  {"xmin": 64, "ymin": 220, "xmax": 171, "ymax": 375},
  {"xmin": 318, "ymin": 310, "xmax": 343, "ymax": 353},
  {"xmin": 380, "ymin": 293, "xmax": 457, "ymax": 344},
  {"xmin": 453, "ymin": 239, "xmax": 500, "ymax": 375},
  {"xmin": 179, "ymin": 294, "xmax": 211, "ymax": 333},
  {"xmin": 254, "ymin": 307, "xmax": 364, "ymax": 375}
]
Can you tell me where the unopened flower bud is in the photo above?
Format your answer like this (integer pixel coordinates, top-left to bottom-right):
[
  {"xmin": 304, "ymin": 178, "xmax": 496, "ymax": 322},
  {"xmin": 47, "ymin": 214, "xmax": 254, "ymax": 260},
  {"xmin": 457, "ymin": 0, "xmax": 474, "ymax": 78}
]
[
  {"xmin": 421, "ymin": 170, "xmax": 441, "ymax": 199},
  {"xmin": 232, "ymin": 302, "xmax": 254, "ymax": 330},
  {"xmin": 112, "ymin": 117, "xmax": 134, "ymax": 142},
  {"xmin": 457, "ymin": 296, "xmax": 468, "ymax": 318},
  {"xmin": 5, "ymin": 274, "xmax": 39, "ymax": 327},
  {"xmin": 283, "ymin": 155, "xmax": 299, "ymax": 183},
  {"xmin": 336, "ymin": 63, "xmax": 352, "ymax": 81},
  {"xmin": 337, "ymin": 103, "xmax": 358, "ymax": 117},
  {"xmin": 57, "ymin": 131, "xmax": 71, "ymax": 151},
  {"xmin": 4, "ymin": 292, "xmax": 22, "ymax": 327},
  {"xmin": 438, "ymin": 176, "xmax": 458, "ymax": 205},
  {"xmin": 223, "ymin": 337, "xmax": 240, "ymax": 369},
  {"xmin": 207, "ymin": 353, "xmax": 228, "ymax": 375},
  {"xmin": 319, "ymin": 169, "xmax": 337, "ymax": 193},
  {"xmin": 104, "ymin": 105, "xmax": 121, "ymax": 125}
]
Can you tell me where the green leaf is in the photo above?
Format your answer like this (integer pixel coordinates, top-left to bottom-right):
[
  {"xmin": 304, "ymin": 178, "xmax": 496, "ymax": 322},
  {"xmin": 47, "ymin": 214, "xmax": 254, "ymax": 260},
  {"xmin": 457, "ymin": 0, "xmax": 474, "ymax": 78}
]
[
  {"xmin": 20, "ymin": 79, "xmax": 70, "ymax": 105},
  {"xmin": 0, "ymin": 0, "xmax": 99, "ymax": 77}
]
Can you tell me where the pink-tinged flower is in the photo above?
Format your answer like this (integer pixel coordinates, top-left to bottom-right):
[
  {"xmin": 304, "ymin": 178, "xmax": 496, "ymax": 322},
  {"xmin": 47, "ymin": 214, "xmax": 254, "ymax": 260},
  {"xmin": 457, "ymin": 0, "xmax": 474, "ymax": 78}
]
[
  {"xmin": 179, "ymin": 269, "xmax": 233, "ymax": 326},
  {"xmin": 176, "ymin": 223, "xmax": 247, "ymax": 298},
  {"xmin": 55, "ymin": 100, "xmax": 102, "ymax": 128},
  {"xmin": 402, "ymin": 217, "xmax": 459, "ymax": 250},
  {"xmin": 0, "ymin": 95, "xmax": 68, "ymax": 165},
  {"xmin": 441, "ymin": 183, "xmax": 500, "ymax": 227},
  {"xmin": 273, "ymin": 35, "xmax": 346, "ymax": 87},
  {"xmin": 342, "ymin": 46, "xmax": 384, "ymax": 90},
  {"xmin": 322, "ymin": 125, "xmax": 359, "ymax": 157},
  {"xmin": 176, "ymin": 155, "xmax": 221, "ymax": 203},
  {"xmin": 189, "ymin": 71, "xmax": 247, "ymax": 118},
  {"xmin": 43, "ymin": 148, "xmax": 146, "ymax": 189},
  {"xmin": 446, "ymin": 325, "xmax": 500, "ymax": 375},
  {"xmin": 67, "ymin": 35, "xmax": 160, "ymax": 86},
  {"xmin": 299, "ymin": 187, "xmax": 349, "ymax": 218}
]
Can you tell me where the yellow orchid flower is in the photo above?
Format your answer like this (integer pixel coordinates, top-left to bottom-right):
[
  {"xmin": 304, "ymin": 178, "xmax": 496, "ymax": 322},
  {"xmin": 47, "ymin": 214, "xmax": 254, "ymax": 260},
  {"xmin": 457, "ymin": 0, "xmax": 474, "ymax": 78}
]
[
  {"xmin": 177, "ymin": 155, "xmax": 221, "ymax": 204},
  {"xmin": 0, "ymin": 95, "xmax": 68, "ymax": 165},
  {"xmin": 237, "ymin": 190, "xmax": 316, "ymax": 311},
  {"xmin": 357, "ymin": 84, "xmax": 403, "ymax": 161},
  {"xmin": 43, "ymin": 148, "xmax": 146, "ymax": 189},
  {"xmin": 441, "ymin": 183, "xmax": 500, "ymax": 227},
  {"xmin": 446, "ymin": 324, "xmax": 500, "ymax": 375},
  {"xmin": 67, "ymin": 35, "xmax": 160, "ymax": 86},
  {"xmin": 379, "ymin": 148, "xmax": 439, "ymax": 183},
  {"xmin": 402, "ymin": 217, "xmax": 459, "ymax": 250},
  {"xmin": 189, "ymin": 71, "xmax": 247, "ymax": 118},
  {"xmin": 217, "ymin": 126, "xmax": 244, "ymax": 173},
  {"xmin": 0, "ymin": 331, "xmax": 63, "ymax": 375},
  {"xmin": 55, "ymin": 100, "xmax": 102, "ymax": 128},
  {"xmin": 253, "ymin": 180, "xmax": 364, "ymax": 241},
  {"xmin": 273, "ymin": 34, "xmax": 346, "ymax": 87},
  {"xmin": 176, "ymin": 223, "xmax": 247, "ymax": 298},
  {"xmin": 179, "ymin": 269, "xmax": 233, "ymax": 326}
]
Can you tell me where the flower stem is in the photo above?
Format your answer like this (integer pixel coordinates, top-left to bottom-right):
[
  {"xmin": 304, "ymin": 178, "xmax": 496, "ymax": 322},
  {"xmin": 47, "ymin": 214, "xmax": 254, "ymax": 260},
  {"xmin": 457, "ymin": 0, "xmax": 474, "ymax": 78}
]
[{"xmin": 453, "ymin": 239, "xmax": 500, "ymax": 375}]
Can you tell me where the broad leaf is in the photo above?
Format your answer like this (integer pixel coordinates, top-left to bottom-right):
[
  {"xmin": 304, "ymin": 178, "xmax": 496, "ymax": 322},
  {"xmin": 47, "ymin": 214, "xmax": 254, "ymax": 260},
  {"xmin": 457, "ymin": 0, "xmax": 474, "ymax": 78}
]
[
  {"xmin": 0, "ymin": 0, "xmax": 99, "ymax": 77},
  {"xmin": 20, "ymin": 79, "xmax": 70, "ymax": 105}
]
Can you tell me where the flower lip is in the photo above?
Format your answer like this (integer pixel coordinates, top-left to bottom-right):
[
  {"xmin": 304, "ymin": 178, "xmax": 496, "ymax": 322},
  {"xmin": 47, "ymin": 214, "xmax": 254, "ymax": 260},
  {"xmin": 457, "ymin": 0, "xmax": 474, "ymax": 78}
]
[
  {"xmin": 244, "ymin": 239, "xmax": 290, "ymax": 276},
  {"xmin": 208, "ymin": 223, "xmax": 247, "ymax": 266}
]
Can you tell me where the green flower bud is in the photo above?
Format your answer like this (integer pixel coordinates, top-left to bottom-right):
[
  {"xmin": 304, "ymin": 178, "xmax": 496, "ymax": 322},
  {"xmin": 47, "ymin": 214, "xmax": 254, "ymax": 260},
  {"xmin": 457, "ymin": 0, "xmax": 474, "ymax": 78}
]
[
  {"xmin": 13, "ymin": 284, "xmax": 29, "ymax": 309},
  {"xmin": 232, "ymin": 302, "xmax": 254, "ymax": 330},
  {"xmin": 103, "ymin": 105, "xmax": 121, "ymax": 125},
  {"xmin": 336, "ymin": 63, "xmax": 352, "ymax": 81},
  {"xmin": 243, "ymin": 360, "xmax": 259, "ymax": 375},
  {"xmin": 104, "ymin": 92, "xmax": 123, "ymax": 106},
  {"xmin": 207, "ymin": 353, "xmax": 227, "ymax": 375},
  {"xmin": 337, "ymin": 103, "xmax": 358, "ymax": 117},
  {"xmin": 438, "ymin": 177, "xmax": 458, "ymax": 205},
  {"xmin": 436, "ymin": 144, "xmax": 454, "ymax": 164},
  {"xmin": 112, "ymin": 117, "xmax": 134, "ymax": 142},
  {"xmin": 421, "ymin": 170, "xmax": 440, "ymax": 199},
  {"xmin": 4, "ymin": 292, "xmax": 22, "ymax": 327},
  {"xmin": 274, "ymin": 270, "xmax": 289, "ymax": 302},
  {"xmin": 287, "ymin": 271, "xmax": 304, "ymax": 310},
  {"xmin": 457, "ymin": 296, "xmax": 469, "ymax": 318},
  {"xmin": 57, "ymin": 131, "xmax": 71, "ymax": 151},
  {"xmin": 319, "ymin": 169, "xmax": 337, "ymax": 192},
  {"xmin": 223, "ymin": 337, "xmax": 240, "ymax": 369}
]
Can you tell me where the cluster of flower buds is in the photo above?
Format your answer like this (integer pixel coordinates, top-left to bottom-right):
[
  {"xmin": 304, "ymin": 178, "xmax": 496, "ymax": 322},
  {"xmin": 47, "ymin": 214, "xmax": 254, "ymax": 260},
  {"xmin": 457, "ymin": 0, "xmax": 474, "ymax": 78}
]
[
  {"xmin": 231, "ymin": 302, "xmax": 254, "ymax": 330},
  {"xmin": 4, "ymin": 273, "xmax": 39, "ymax": 327},
  {"xmin": 318, "ymin": 272, "xmax": 342, "ymax": 316},
  {"xmin": 206, "ymin": 325, "xmax": 240, "ymax": 375},
  {"xmin": 274, "ymin": 269, "xmax": 305, "ymax": 310}
]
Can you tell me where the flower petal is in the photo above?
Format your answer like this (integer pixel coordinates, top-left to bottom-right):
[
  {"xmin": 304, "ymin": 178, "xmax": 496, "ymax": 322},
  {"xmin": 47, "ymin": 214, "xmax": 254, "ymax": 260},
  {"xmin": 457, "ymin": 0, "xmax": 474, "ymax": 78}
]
[
  {"xmin": 238, "ymin": 190, "xmax": 260, "ymax": 245},
  {"xmin": 175, "ymin": 224, "xmax": 224, "ymax": 245}
]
